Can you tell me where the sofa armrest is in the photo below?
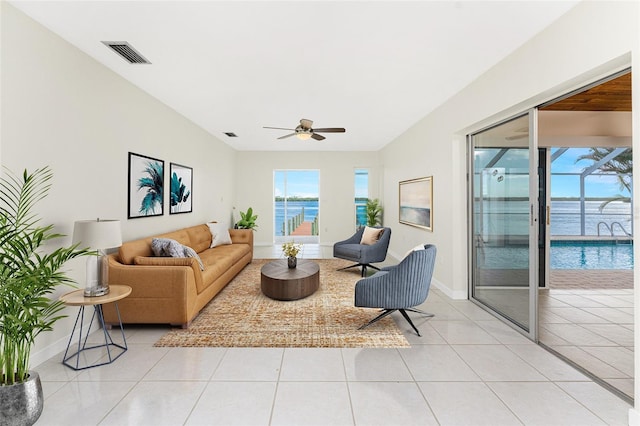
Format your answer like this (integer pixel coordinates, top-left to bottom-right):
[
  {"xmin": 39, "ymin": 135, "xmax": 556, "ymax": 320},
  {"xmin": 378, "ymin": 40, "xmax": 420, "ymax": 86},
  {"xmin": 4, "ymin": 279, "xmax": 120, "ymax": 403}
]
[
  {"xmin": 108, "ymin": 255, "xmax": 199, "ymax": 297},
  {"xmin": 131, "ymin": 256, "xmax": 204, "ymax": 292},
  {"xmin": 230, "ymin": 228, "xmax": 253, "ymax": 248}
]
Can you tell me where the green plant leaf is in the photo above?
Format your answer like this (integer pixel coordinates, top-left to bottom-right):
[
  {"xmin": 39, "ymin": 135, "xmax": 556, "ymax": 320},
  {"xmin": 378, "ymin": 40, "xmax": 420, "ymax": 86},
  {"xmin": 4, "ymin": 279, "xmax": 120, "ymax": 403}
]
[{"xmin": 0, "ymin": 166, "xmax": 90, "ymax": 385}]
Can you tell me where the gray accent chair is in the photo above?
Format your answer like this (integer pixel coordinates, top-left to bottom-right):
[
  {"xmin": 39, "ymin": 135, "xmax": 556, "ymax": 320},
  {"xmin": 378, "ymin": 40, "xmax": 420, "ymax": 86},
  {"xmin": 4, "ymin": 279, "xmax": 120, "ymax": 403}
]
[
  {"xmin": 333, "ymin": 227, "xmax": 391, "ymax": 277},
  {"xmin": 355, "ymin": 244, "xmax": 437, "ymax": 336}
]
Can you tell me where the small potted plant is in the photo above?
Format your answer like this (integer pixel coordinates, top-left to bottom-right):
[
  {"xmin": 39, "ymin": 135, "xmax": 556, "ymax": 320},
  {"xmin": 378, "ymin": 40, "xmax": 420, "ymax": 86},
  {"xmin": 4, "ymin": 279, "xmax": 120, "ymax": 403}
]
[
  {"xmin": 234, "ymin": 207, "xmax": 258, "ymax": 231},
  {"xmin": 0, "ymin": 167, "xmax": 89, "ymax": 425},
  {"xmin": 282, "ymin": 241, "xmax": 303, "ymax": 269}
]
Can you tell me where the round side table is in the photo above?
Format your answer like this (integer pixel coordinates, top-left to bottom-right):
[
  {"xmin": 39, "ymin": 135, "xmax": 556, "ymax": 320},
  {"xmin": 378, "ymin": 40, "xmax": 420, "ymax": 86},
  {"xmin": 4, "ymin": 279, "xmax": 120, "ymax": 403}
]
[{"xmin": 59, "ymin": 285, "xmax": 131, "ymax": 370}]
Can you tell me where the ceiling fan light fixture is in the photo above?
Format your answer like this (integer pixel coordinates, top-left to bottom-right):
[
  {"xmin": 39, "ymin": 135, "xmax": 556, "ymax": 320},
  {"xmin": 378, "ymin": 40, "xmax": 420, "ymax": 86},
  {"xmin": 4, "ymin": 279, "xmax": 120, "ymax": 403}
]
[{"xmin": 296, "ymin": 131, "xmax": 312, "ymax": 140}]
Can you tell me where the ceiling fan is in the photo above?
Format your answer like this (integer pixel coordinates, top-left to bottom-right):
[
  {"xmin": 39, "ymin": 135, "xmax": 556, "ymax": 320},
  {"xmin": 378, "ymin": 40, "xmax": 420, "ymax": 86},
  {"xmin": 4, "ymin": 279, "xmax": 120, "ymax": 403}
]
[{"xmin": 264, "ymin": 118, "xmax": 346, "ymax": 141}]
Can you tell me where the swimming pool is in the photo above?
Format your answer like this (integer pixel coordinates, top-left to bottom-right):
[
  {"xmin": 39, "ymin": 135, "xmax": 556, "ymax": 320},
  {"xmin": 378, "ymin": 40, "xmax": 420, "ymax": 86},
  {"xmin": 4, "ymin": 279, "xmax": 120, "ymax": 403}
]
[
  {"xmin": 478, "ymin": 240, "xmax": 633, "ymax": 270},
  {"xmin": 551, "ymin": 240, "xmax": 633, "ymax": 270}
]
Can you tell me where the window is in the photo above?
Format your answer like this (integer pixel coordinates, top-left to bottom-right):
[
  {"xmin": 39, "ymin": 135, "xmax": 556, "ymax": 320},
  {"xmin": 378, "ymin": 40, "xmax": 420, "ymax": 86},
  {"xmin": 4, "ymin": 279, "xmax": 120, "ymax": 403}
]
[
  {"xmin": 274, "ymin": 170, "xmax": 320, "ymax": 243},
  {"xmin": 355, "ymin": 169, "xmax": 368, "ymax": 229}
]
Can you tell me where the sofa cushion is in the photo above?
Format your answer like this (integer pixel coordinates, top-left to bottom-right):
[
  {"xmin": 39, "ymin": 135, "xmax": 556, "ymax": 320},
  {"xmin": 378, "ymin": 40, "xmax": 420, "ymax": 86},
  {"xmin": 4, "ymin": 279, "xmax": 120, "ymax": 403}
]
[
  {"xmin": 157, "ymin": 229, "xmax": 191, "ymax": 247},
  {"xmin": 133, "ymin": 256, "xmax": 194, "ymax": 267},
  {"xmin": 360, "ymin": 226, "xmax": 383, "ymax": 245},
  {"xmin": 207, "ymin": 222, "xmax": 232, "ymax": 248},
  {"xmin": 119, "ymin": 238, "xmax": 154, "ymax": 265},
  {"xmin": 196, "ymin": 244, "xmax": 251, "ymax": 292},
  {"xmin": 185, "ymin": 224, "xmax": 212, "ymax": 253}
]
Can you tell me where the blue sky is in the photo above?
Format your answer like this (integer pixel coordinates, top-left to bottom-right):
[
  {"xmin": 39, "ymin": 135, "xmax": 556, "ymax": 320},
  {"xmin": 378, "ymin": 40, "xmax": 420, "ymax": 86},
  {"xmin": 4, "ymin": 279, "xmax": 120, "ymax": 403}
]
[
  {"xmin": 274, "ymin": 169, "xmax": 368, "ymax": 199},
  {"xmin": 274, "ymin": 150, "xmax": 630, "ymax": 200},
  {"xmin": 550, "ymin": 148, "xmax": 630, "ymax": 198},
  {"xmin": 274, "ymin": 170, "xmax": 320, "ymax": 198},
  {"xmin": 476, "ymin": 148, "xmax": 631, "ymax": 199}
]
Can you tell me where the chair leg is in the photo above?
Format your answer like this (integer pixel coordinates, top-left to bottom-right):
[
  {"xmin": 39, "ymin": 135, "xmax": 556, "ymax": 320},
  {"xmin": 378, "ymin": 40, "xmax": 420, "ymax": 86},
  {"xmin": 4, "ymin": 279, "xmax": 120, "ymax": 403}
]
[
  {"xmin": 337, "ymin": 263, "xmax": 361, "ymax": 272},
  {"xmin": 399, "ymin": 309, "xmax": 435, "ymax": 337},
  {"xmin": 358, "ymin": 309, "xmax": 396, "ymax": 330},
  {"xmin": 360, "ymin": 264, "xmax": 381, "ymax": 277},
  {"xmin": 399, "ymin": 309, "xmax": 422, "ymax": 337},
  {"xmin": 405, "ymin": 308, "xmax": 435, "ymax": 318}
]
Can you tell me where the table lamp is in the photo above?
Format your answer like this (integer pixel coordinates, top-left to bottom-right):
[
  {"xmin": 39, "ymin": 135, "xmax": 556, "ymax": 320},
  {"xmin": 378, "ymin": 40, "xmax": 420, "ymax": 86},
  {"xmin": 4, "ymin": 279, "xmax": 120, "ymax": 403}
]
[{"xmin": 73, "ymin": 219, "xmax": 122, "ymax": 297}]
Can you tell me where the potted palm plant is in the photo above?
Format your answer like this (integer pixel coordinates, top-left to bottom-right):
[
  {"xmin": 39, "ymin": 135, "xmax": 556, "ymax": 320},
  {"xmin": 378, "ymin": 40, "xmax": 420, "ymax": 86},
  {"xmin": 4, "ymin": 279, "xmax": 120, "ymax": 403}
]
[
  {"xmin": 0, "ymin": 167, "xmax": 88, "ymax": 425},
  {"xmin": 365, "ymin": 198, "xmax": 383, "ymax": 226}
]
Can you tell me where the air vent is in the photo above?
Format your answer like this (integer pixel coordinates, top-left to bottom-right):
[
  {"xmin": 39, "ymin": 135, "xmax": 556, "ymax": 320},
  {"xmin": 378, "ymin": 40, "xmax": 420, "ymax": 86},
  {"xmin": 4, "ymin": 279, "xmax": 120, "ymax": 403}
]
[
  {"xmin": 102, "ymin": 41, "xmax": 151, "ymax": 64},
  {"xmin": 224, "ymin": 132, "xmax": 238, "ymax": 137}
]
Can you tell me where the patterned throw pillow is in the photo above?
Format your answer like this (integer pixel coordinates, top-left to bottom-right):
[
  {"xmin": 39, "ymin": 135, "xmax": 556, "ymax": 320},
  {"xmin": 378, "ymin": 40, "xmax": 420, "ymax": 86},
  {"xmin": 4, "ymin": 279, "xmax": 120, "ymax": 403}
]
[
  {"xmin": 151, "ymin": 238, "xmax": 183, "ymax": 257},
  {"xmin": 182, "ymin": 245, "xmax": 205, "ymax": 270},
  {"xmin": 151, "ymin": 238, "xmax": 204, "ymax": 270}
]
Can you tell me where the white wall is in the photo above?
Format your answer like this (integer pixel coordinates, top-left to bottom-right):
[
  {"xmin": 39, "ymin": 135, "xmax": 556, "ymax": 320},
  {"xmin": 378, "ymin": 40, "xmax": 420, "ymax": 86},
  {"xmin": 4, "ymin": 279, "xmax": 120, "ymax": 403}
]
[
  {"xmin": 380, "ymin": 1, "xmax": 639, "ymax": 301},
  {"xmin": 0, "ymin": 3, "xmax": 237, "ymax": 365},
  {"xmin": 380, "ymin": 0, "xmax": 640, "ymax": 420},
  {"xmin": 235, "ymin": 151, "xmax": 381, "ymax": 246}
]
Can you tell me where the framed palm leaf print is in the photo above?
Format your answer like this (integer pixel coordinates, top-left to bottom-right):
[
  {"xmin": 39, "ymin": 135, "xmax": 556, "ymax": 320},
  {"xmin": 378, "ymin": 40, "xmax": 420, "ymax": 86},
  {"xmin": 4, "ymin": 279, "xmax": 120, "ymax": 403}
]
[
  {"xmin": 169, "ymin": 163, "xmax": 192, "ymax": 214},
  {"xmin": 128, "ymin": 152, "xmax": 164, "ymax": 219}
]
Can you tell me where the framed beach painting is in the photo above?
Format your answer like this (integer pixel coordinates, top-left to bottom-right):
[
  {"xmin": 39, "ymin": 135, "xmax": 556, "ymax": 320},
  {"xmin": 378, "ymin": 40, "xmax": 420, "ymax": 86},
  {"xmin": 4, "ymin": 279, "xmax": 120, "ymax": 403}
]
[
  {"xmin": 169, "ymin": 163, "xmax": 192, "ymax": 214},
  {"xmin": 128, "ymin": 152, "xmax": 164, "ymax": 219},
  {"xmin": 399, "ymin": 176, "xmax": 433, "ymax": 231}
]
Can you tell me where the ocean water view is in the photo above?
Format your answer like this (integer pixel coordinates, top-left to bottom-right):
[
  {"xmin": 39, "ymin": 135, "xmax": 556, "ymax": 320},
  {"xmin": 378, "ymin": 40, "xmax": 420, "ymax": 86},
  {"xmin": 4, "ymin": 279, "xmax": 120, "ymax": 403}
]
[
  {"xmin": 278, "ymin": 199, "xmax": 632, "ymax": 237},
  {"xmin": 477, "ymin": 200, "xmax": 632, "ymax": 236},
  {"xmin": 550, "ymin": 200, "xmax": 632, "ymax": 236},
  {"xmin": 275, "ymin": 200, "xmax": 319, "ymax": 236},
  {"xmin": 276, "ymin": 199, "xmax": 369, "ymax": 236}
]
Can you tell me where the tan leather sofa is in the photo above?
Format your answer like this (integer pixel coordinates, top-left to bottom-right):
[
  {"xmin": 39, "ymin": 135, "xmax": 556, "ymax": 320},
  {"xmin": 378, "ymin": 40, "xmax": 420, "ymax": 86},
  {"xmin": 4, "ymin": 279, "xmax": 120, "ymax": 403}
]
[{"xmin": 102, "ymin": 224, "xmax": 253, "ymax": 327}]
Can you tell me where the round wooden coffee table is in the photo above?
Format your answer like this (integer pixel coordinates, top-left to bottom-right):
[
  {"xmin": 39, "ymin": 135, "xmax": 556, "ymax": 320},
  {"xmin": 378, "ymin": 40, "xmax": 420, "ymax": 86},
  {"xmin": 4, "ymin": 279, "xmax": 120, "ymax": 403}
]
[{"xmin": 261, "ymin": 259, "xmax": 320, "ymax": 301}]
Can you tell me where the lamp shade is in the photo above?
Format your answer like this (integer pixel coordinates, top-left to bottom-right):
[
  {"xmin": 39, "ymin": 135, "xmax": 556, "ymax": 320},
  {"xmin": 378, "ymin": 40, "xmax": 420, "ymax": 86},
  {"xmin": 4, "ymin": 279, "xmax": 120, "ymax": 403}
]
[{"xmin": 72, "ymin": 220, "xmax": 122, "ymax": 250}]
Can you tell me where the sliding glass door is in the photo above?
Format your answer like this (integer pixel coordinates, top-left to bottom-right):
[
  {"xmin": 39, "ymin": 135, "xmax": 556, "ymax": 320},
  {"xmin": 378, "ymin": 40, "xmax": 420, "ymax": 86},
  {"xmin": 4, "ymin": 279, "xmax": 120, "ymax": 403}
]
[{"xmin": 469, "ymin": 111, "xmax": 538, "ymax": 339}]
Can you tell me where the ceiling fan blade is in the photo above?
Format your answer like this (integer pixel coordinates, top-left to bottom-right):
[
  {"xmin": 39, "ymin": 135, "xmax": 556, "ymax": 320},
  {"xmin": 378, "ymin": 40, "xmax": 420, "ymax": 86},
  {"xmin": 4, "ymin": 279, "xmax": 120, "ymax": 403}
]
[
  {"xmin": 300, "ymin": 119, "xmax": 313, "ymax": 129},
  {"xmin": 311, "ymin": 133, "xmax": 325, "ymax": 141},
  {"xmin": 277, "ymin": 133, "xmax": 297, "ymax": 140},
  {"xmin": 264, "ymin": 126, "xmax": 295, "ymax": 131},
  {"xmin": 312, "ymin": 128, "xmax": 346, "ymax": 133}
]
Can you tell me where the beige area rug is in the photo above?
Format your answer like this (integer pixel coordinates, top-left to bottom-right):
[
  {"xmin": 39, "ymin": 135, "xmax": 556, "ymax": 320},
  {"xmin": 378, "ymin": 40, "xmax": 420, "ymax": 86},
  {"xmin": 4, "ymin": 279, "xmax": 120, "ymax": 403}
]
[{"xmin": 154, "ymin": 259, "xmax": 410, "ymax": 348}]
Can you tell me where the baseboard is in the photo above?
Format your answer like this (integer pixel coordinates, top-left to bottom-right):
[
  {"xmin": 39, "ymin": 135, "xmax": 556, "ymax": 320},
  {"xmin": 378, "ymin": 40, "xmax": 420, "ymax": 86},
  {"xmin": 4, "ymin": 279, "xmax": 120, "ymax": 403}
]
[
  {"xmin": 30, "ymin": 333, "xmax": 72, "ymax": 368},
  {"xmin": 431, "ymin": 277, "xmax": 467, "ymax": 300},
  {"xmin": 30, "ymin": 316, "xmax": 95, "ymax": 368},
  {"xmin": 629, "ymin": 408, "xmax": 640, "ymax": 426}
]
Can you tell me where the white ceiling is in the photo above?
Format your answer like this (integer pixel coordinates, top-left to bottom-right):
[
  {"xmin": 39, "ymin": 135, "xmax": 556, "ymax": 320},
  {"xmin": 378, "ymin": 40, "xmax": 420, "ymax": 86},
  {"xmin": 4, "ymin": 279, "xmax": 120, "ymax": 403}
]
[{"xmin": 10, "ymin": 1, "xmax": 578, "ymax": 151}]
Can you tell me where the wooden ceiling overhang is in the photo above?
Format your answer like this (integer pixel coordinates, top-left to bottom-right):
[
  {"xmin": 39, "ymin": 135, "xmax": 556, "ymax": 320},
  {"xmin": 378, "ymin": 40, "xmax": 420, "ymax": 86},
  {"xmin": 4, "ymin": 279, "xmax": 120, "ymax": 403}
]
[{"xmin": 541, "ymin": 72, "xmax": 631, "ymax": 112}]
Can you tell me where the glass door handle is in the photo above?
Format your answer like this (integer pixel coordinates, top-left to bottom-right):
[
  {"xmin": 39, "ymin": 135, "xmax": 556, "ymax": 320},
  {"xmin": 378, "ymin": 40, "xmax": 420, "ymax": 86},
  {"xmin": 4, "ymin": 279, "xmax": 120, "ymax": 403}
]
[
  {"xmin": 546, "ymin": 206, "xmax": 550, "ymax": 225},
  {"xmin": 531, "ymin": 204, "xmax": 534, "ymax": 226}
]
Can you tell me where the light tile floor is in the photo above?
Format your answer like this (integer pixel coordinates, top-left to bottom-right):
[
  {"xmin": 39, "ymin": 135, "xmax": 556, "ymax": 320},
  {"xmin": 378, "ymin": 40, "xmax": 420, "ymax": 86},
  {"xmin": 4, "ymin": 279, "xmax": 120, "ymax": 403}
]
[
  {"xmin": 33, "ymin": 245, "xmax": 633, "ymax": 425},
  {"xmin": 540, "ymin": 286, "xmax": 634, "ymax": 400}
]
